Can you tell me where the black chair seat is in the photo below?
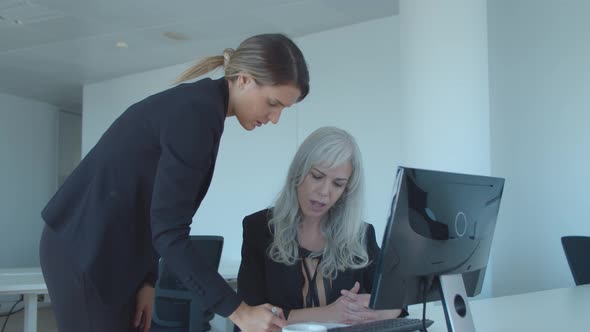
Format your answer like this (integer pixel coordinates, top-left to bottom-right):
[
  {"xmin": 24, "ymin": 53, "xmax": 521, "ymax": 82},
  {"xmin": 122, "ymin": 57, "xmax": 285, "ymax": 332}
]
[{"xmin": 151, "ymin": 235, "xmax": 224, "ymax": 332}]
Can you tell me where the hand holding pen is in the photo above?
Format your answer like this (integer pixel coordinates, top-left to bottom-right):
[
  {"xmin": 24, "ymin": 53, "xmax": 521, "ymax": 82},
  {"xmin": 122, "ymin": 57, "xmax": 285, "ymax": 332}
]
[{"xmin": 229, "ymin": 302, "xmax": 286, "ymax": 332}]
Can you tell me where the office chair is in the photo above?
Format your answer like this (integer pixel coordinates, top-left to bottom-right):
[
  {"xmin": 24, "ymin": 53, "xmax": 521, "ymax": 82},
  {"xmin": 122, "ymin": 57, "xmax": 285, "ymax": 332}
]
[
  {"xmin": 561, "ymin": 236, "xmax": 590, "ymax": 286},
  {"xmin": 151, "ymin": 235, "xmax": 224, "ymax": 332}
]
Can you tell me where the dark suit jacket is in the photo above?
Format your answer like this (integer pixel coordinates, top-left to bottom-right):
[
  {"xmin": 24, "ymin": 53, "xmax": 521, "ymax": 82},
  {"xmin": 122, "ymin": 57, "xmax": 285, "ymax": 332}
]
[
  {"xmin": 41, "ymin": 77, "xmax": 241, "ymax": 316},
  {"xmin": 237, "ymin": 209, "xmax": 381, "ymax": 318}
]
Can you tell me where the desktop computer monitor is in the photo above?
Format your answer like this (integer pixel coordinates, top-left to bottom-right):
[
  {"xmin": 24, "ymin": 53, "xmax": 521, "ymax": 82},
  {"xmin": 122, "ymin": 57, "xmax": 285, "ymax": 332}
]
[{"xmin": 369, "ymin": 167, "xmax": 504, "ymax": 332}]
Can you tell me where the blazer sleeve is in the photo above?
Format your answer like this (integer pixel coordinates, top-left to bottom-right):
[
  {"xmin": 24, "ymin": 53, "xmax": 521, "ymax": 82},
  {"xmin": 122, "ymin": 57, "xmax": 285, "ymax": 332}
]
[
  {"xmin": 143, "ymin": 256, "xmax": 159, "ymax": 287},
  {"xmin": 150, "ymin": 102, "xmax": 240, "ymax": 317},
  {"xmin": 237, "ymin": 214, "xmax": 269, "ymax": 306}
]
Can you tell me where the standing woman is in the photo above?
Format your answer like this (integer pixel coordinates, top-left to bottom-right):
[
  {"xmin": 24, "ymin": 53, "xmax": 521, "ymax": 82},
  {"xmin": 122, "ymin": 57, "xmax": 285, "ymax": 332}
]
[{"xmin": 39, "ymin": 33, "xmax": 308, "ymax": 332}]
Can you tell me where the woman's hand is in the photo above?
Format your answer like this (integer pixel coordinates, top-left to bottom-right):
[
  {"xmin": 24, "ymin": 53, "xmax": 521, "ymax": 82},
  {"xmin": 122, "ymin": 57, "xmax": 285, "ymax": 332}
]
[
  {"xmin": 284, "ymin": 282, "xmax": 401, "ymax": 325},
  {"xmin": 325, "ymin": 282, "xmax": 379, "ymax": 324},
  {"xmin": 134, "ymin": 283, "xmax": 155, "ymax": 332},
  {"xmin": 340, "ymin": 285, "xmax": 403, "ymax": 321},
  {"xmin": 229, "ymin": 301, "xmax": 287, "ymax": 332}
]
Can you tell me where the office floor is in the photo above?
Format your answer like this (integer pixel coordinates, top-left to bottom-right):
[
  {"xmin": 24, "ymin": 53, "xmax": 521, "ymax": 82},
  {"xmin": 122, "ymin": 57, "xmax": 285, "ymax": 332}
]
[
  {"xmin": 1, "ymin": 307, "xmax": 233, "ymax": 332},
  {"xmin": 1, "ymin": 307, "xmax": 57, "ymax": 332}
]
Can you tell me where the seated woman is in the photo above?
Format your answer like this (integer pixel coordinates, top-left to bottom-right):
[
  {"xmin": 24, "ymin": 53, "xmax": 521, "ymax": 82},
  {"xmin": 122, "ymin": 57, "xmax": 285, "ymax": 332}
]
[{"xmin": 237, "ymin": 126, "xmax": 406, "ymax": 325}]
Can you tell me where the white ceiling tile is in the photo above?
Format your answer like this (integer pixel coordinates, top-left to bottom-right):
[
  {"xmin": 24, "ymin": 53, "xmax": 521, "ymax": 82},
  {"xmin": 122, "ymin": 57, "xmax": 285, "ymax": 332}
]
[
  {"xmin": 32, "ymin": 0, "xmax": 159, "ymax": 29},
  {"xmin": 155, "ymin": 15, "xmax": 282, "ymax": 45},
  {"xmin": 0, "ymin": 51, "xmax": 86, "ymax": 80},
  {"xmin": 0, "ymin": 23, "xmax": 54, "ymax": 52},
  {"xmin": 26, "ymin": 15, "xmax": 119, "ymax": 40},
  {"xmin": 0, "ymin": 63, "xmax": 82, "ymax": 110},
  {"xmin": 0, "ymin": 0, "xmax": 64, "ymax": 24},
  {"xmin": 141, "ymin": 0, "xmax": 302, "ymax": 26},
  {"xmin": 321, "ymin": 0, "xmax": 398, "ymax": 17},
  {"xmin": 251, "ymin": 1, "xmax": 351, "ymax": 36},
  {"xmin": 0, "ymin": 0, "xmax": 397, "ymax": 110}
]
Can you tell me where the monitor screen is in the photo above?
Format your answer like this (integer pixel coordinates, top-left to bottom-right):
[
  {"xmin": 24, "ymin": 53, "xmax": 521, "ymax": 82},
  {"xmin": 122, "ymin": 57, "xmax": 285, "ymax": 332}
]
[{"xmin": 370, "ymin": 167, "xmax": 504, "ymax": 310}]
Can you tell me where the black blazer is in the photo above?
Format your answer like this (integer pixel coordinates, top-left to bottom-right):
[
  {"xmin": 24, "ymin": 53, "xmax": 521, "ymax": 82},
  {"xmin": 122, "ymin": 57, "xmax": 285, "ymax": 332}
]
[
  {"xmin": 237, "ymin": 209, "xmax": 380, "ymax": 318},
  {"xmin": 41, "ymin": 77, "xmax": 240, "ymax": 316}
]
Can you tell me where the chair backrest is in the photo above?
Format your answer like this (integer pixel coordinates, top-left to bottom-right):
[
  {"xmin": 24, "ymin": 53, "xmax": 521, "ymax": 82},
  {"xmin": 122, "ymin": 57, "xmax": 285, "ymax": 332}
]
[
  {"xmin": 561, "ymin": 236, "xmax": 590, "ymax": 286},
  {"xmin": 153, "ymin": 235, "xmax": 224, "ymax": 330}
]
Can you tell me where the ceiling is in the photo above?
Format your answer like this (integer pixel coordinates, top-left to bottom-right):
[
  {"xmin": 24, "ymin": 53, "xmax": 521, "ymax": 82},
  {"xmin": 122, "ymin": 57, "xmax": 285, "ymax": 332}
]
[{"xmin": 0, "ymin": 0, "xmax": 398, "ymax": 113}]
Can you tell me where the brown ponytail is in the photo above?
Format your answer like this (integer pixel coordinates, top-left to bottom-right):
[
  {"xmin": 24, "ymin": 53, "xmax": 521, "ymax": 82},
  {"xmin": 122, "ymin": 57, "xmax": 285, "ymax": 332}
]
[
  {"xmin": 174, "ymin": 34, "xmax": 309, "ymax": 101},
  {"xmin": 173, "ymin": 55, "xmax": 224, "ymax": 84}
]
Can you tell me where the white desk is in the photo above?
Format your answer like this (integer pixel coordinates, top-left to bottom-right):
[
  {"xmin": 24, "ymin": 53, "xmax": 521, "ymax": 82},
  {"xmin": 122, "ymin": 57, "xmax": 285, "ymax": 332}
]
[
  {"xmin": 218, "ymin": 259, "xmax": 240, "ymax": 290},
  {"xmin": 406, "ymin": 284, "xmax": 590, "ymax": 331},
  {"xmin": 0, "ymin": 267, "xmax": 47, "ymax": 332}
]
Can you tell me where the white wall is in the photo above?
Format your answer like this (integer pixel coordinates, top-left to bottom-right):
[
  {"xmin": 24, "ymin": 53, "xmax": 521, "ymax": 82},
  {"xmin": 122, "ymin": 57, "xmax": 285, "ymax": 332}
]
[
  {"xmin": 82, "ymin": 16, "xmax": 401, "ymax": 268},
  {"xmin": 0, "ymin": 93, "xmax": 59, "ymax": 268},
  {"xmin": 58, "ymin": 112, "xmax": 82, "ymax": 186},
  {"xmin": 488, "ymin": 0, "xmax": 590, "ymax": 296},
  {"xmin": 398, "ymin": 0, "xmax": 495, "ymax": 298},
  {"xmin": 294, "ymin": 17, "xmax": 401, "ymax": 242},
  {"xmin": 398, "ymin": 0, "xmax": 491, "ymax": 175},
  {"xmin": 81, "ymin": 1, "xmax": 590, "ymax": 300}
]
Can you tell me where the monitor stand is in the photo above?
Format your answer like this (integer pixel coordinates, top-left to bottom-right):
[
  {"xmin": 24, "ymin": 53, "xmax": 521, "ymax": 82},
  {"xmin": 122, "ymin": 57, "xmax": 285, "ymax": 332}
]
[{"xmin": 438, "ymin": 274, "xmax": 476, "ymax": 332}]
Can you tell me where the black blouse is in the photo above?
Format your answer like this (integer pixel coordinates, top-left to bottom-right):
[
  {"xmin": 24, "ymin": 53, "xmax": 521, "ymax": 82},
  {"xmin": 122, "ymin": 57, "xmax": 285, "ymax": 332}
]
[{"xmin": 237, "ymin": 208, "xmax": 382, "ymax": 318}]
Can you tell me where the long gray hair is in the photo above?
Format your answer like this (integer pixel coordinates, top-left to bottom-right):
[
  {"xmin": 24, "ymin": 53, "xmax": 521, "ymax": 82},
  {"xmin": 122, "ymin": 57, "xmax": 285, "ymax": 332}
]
[{"xmin": 268, "ymin": 127, "xmax": 368, "ymax": 279}]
